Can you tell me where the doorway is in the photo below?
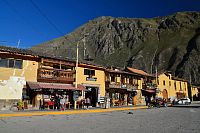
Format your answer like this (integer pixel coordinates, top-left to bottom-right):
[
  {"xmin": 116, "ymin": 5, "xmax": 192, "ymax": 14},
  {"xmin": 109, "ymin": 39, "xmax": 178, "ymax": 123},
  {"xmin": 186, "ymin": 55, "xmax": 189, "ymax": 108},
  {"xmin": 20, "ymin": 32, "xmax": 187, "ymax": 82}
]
[
  {"xmin": 162, "ymin": 89, "xmax": 168, "ymax": 100},
  {"xmin": 85, "ymin": 87, "xmax": 98, "ymax": 107}
]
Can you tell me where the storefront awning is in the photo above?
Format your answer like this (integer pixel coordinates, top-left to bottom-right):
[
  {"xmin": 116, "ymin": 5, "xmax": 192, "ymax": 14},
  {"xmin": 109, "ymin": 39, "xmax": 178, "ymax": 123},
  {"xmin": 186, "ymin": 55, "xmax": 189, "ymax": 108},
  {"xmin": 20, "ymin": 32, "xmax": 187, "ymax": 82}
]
[
  {"xmin": 27, "ymin": 82, "xmax": 85, "ymax": 91},
  {"xmin": 142, "ymin": 89, "xmax": 156, "ymax": 93}
]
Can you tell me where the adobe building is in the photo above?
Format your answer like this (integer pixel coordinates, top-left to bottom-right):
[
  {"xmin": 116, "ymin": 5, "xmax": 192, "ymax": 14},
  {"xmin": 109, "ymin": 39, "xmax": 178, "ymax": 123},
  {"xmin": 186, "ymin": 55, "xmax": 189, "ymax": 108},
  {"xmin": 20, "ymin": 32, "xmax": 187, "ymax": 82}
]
[
  {"xmin": 75, "ymin": 63, "xmax": 106, "ymax": 107},
  {"xmin": 157, "ymin": 72, "xmax": 189, "ymax": 101},
  {"xmin": 0, "ymin": 46, "xmax": 39, "ymax": 110},
  {"xmin": 125, "ymin": 67, "xmax": 156, "ymax": 105}
]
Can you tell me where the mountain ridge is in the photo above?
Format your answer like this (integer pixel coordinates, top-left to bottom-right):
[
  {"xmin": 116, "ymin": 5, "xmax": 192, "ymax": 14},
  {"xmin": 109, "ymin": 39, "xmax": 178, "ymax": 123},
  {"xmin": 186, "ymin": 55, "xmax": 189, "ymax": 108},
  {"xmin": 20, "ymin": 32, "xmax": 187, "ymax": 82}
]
[{"xmin": 31, "ymin": 11, "xmax": 200, "ymax": 85}]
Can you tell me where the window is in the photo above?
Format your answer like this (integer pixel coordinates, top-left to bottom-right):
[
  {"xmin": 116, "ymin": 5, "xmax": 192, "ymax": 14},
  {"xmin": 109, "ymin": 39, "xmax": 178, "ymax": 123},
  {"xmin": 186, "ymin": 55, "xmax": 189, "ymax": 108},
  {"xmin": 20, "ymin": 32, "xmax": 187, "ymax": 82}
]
[
  {"xmin": 163, "ymin": 80, "xmax": 165, "ymax": 86},
  {"xmin": 0, "ymin": 58, "xmax": 8, "ymax": 67},
  {"xmin": 15, "ymin": 60, "xmax": 23, "ymax": 69},
  {"xmin": 169, "ymin": 81, "xmax": 171, "ymax": 86},
  {"xmin": 129, "ymin": 78, "xmax": 133, "ymax": 84},
  {"xmin": 180, "ymin": 82, "xmax": 182, "ymax": 90},
  {"xmin": 111, "ymin": 76, "xmax": 115, "ymax": 82},
  {"xmin": 0, "ymin": 58, "xmax": 23, "ymax": 69},
  {"xmin": 184, "ymin": 82, "xmax": 186, "ymax": 91},
  {"xmin": 84, "ymin": 69, "xmax": 95, "ymax": 76},
  {"xmin": 8, "ymin": 59, "xmax": 14, "ymax": 68},
  {"xmin": 174, "ymin": 82, "xmax": 176, "ymax": 90}
]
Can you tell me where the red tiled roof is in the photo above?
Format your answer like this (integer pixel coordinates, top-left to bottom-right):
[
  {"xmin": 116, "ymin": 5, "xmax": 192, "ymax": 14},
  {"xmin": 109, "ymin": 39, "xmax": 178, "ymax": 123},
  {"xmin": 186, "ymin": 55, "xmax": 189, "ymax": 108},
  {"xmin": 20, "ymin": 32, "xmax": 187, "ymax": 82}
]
[
  {"xmin": 27, "ymin": 82, "xmax": 85, "ymax": 90},
  {"xmin": 126, "ymin": 67, "xmax": 151, "ymax": 76}
]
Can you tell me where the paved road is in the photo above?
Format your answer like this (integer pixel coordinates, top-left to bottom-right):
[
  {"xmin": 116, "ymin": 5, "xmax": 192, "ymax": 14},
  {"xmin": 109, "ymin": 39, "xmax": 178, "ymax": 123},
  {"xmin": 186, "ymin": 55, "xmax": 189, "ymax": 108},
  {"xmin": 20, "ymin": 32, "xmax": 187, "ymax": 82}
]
[{"xmin": 0, "ymin": 107, "xmax": 199, "ymax": 133}]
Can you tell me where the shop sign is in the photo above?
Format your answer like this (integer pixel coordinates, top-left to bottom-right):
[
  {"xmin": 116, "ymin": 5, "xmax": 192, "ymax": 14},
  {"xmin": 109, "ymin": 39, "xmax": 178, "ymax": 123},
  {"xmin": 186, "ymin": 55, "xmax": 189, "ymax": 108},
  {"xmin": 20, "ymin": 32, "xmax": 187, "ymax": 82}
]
[
  {"xmin": 86, "ymin": 77, "xmax": 97, "ymax": 81},
  {"xmin": 156, "ymin": 88, "xmax": 160, "ymax": 93}
]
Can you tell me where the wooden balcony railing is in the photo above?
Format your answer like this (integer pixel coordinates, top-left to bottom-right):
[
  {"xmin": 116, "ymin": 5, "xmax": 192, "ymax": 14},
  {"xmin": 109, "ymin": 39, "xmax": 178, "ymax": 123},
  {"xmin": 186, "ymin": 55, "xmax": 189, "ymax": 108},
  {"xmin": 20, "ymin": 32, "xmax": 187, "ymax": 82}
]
[
  {"xmin": 121, "ymin": 83, "xmax": 138, "ymax": 90},
  {"xmin": 109, "ymin": 82, "xmax": 121, "ymax": 88},
  {"xmin": 106, "ymin": 81, "xmax": 138, "ymax": 90},
  {"xmin": 37, "ymin": 68, "xmax": 75, "ymax": 84},
  {"xmin": 142, "ymin": 83, "xmax": 156, "ymax": 90}
]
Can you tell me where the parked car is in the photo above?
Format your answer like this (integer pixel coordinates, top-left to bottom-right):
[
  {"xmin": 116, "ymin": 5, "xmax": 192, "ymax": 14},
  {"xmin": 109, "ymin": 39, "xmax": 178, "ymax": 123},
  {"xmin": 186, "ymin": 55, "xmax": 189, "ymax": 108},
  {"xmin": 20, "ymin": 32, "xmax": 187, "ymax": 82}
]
[{"xmin": 177, "ymin": 98, "xmax": 191, "ymax": 105}]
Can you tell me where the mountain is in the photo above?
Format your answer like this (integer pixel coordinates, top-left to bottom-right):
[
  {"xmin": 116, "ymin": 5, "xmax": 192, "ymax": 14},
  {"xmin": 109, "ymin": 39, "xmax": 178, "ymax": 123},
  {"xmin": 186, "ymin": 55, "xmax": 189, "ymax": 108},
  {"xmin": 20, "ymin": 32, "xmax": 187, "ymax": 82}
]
[{"xmin": 31, "ymin": 11, "xmax": 200, "ymax": 85}]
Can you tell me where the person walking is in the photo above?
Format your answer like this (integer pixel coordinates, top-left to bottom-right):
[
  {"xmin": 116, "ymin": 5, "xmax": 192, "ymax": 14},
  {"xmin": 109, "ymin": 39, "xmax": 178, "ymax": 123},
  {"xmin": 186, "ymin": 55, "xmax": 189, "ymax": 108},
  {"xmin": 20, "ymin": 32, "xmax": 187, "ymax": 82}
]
[{"xmin": 85, "ymin": 97, "xmax": 91, "ymax": 109}]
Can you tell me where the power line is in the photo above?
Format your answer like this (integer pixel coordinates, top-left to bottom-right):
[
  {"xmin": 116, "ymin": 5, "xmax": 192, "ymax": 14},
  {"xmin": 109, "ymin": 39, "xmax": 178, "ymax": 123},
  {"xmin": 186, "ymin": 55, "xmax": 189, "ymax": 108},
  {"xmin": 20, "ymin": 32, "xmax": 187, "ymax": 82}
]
[{"xmin": 29, "ymin": 0, "xmax": 65, "ymax": 36}]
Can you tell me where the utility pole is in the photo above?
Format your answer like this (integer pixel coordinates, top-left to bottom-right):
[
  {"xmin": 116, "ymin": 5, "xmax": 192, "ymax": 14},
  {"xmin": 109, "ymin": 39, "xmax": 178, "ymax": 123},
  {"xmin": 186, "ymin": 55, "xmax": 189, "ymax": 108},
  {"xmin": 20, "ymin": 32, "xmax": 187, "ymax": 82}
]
[
  {"xmin": 74, "ymin": 41, "xmax": 79, "ymax": 109},
  {"xmin": 75, "ymin": 41, "xmax": 79, "ymax": 89},
  {"xmin": 151, "ymin": 48, "xmax": 158, "ymax": 74},
  {"xmin": 83, "ymin": 36, "xmax": 86, "ymax": 59},
  {"xmin": 155, "ymin": 66, "xmax": 158, "ymax": 86}
]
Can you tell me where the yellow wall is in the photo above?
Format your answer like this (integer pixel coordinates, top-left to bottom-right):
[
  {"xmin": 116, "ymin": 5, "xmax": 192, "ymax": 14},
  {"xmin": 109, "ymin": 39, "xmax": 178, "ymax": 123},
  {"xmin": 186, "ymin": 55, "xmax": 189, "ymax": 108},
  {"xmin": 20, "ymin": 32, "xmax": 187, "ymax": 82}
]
[
  {"xmin": 191, "ymin": 86, "xmax": 199, "ymax": 100},
  {"xmin": 0, "ymin": 60, "xmax": 38, "ymax": 82},
  {"xmin": 76, "ymin": 66, "xmax": 105, "ymax": 97},
  {"xmin": 0, "ymin": 60, "xmax": 38, "ymax": 99},
  {"xmin": 158, "ymin": 73, "xmax": 189, "ymax": 100}
]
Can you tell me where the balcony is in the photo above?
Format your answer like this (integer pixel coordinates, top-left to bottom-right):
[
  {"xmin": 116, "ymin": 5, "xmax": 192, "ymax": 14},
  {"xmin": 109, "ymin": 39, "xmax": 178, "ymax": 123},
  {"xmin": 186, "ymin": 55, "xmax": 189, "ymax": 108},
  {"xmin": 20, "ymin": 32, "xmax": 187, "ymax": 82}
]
[
  {"xmin": 121, "ymin": 83, "xmax": 138, "ymax": 90},
  {"xmin": 109, "ymin": 82, "xmax": 121, "ymax": 88},
  {"xmin": 142, "ymin": 83, "xmax": 156, "ymax": 90},
  {"xmin": 37, "ymin": 68, "xmax": 75, "ymax": 84},
  {"xmin": 106, "ymin": 81, "xmax": 138, "ymax": 90}
]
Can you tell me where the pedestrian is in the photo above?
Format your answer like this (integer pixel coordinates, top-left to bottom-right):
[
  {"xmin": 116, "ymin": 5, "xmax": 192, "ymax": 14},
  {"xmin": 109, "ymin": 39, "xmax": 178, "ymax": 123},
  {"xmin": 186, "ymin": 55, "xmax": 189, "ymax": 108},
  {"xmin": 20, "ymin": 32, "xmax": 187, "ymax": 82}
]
[
  {"xmin": 39, "ymin": 99, "xmax": 42, "ymax": 110},
  {"xmin": 163, "ymin": 99, "xmax": 168, "ymax": 107},
  {"xmin": 60, "ymin": 96, "xmax": 66, "ymax": 111},
  {"xmin": 145, "ymin": 96, "xmax": 149, "ymax": 106},
  {"xmin": 85, "ymin": 97, "xmax": 91, "ymax": 109}
]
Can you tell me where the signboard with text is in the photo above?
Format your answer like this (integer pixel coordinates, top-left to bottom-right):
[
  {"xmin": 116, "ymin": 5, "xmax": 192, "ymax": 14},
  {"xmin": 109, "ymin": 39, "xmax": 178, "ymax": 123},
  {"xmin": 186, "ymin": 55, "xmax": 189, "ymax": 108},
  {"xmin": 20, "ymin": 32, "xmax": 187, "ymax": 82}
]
[{"xmin": 86, "ymin": 77, "xmax": 97, "ymax": 81}]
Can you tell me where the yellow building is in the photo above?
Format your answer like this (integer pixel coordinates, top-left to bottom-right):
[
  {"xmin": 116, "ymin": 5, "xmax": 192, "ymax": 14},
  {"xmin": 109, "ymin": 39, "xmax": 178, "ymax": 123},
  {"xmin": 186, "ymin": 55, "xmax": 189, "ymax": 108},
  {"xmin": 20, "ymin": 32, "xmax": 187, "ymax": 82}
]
[
  {"xmin": 76, "ymin": 63, "xmax": 105, "ymax": 107},
  {"xmin": 190, "ymin": 85, "xmax": 200, "ymax": 101},
  {"xmin": 125, "ymin": 67, "xmax": 156, "ymax": 105},
  {"xmin": 0, "ymin": 46, "xmax": 39, "ymax": 109},
  {"xmin": 26, "ymin": 57, "xmax": 79, "ymax": 109},
  {"xmin": 157, "ymin": 72, "xmax": 189, "ymax": 101},
  {"xmin": 104, "ymin": 67, "xmax": 156, "ymax": 106}
]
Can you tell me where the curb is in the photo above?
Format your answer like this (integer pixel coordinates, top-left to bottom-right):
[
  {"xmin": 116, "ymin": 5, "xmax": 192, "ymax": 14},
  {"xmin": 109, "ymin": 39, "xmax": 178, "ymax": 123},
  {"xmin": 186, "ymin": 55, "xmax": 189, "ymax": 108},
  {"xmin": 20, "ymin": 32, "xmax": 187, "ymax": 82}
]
[
  {"xmin": 0, "ymin": 106, "xmax": 147, "ymax": 118},
  {"xmin": 169, "ymin": 105, "xmax": 200, "ymax": 108}
]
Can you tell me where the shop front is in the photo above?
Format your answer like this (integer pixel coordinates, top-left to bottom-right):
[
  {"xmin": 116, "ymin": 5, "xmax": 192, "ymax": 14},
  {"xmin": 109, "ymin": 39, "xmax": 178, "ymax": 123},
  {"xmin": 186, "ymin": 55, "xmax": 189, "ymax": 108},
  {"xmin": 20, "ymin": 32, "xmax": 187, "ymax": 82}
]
[
  {"xmin": 26, "ymin": 82, "xmax": 85, "ymax": 110},
  {"xmin": 82, "ymin": 84, "xmax": 100, "ymax": 107},
  {"xmin": 106, "ymin": 87, "xmax": 133, "ymax": 106},
  {"xmin": 176, "ymin": 91, "xmax": 186, "ymax": 99}
]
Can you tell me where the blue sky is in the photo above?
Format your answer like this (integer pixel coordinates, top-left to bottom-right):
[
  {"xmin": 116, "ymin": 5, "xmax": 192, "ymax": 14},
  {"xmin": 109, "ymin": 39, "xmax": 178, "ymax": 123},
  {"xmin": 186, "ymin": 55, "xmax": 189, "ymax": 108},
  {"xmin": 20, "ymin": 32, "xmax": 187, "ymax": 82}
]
[{"xmin": 0, "ymin": 0, "xmax": 200, "ymax": 48}]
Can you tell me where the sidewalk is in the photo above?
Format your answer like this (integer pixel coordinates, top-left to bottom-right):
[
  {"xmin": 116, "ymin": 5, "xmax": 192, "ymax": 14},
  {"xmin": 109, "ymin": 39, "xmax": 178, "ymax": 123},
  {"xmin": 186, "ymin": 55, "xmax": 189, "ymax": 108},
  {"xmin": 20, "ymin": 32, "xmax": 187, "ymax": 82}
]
[{"xmin": 0, "ymin": 106, "xmax": 147, "ymax": 118}]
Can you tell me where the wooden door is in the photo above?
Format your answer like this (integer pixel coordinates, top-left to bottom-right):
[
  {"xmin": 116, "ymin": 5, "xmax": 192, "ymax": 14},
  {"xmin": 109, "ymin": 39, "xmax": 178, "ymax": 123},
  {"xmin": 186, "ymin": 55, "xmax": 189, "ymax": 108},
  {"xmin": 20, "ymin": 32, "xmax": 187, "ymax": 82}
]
[{"xmin": 162, "ymin": 89, "xmax": 168, "ymax": 100}]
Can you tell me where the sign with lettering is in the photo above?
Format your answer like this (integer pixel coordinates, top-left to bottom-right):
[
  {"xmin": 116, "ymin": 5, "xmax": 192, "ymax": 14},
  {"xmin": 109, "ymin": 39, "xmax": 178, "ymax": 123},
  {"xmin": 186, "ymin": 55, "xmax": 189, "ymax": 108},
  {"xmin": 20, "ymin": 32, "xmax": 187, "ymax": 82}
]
[{"xmin": 86, "ymin": 77, "xmax": 97, "ymax": 81}]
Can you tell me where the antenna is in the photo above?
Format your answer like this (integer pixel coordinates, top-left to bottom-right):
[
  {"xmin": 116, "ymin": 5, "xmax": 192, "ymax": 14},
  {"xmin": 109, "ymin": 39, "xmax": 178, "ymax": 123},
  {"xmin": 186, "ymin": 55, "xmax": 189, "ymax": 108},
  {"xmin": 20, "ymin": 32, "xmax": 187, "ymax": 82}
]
[{"xmin": 17, "ymin": 39, "xmax": 20, "ymax": 48}]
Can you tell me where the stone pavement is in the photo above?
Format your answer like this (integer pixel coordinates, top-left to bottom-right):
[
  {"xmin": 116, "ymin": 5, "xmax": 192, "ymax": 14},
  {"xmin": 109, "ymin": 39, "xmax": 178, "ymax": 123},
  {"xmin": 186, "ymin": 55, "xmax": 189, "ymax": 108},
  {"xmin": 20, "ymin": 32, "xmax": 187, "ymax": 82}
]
[{"xmin": 0, "ymin": 106, "xmax": 147, "ymax": 118}]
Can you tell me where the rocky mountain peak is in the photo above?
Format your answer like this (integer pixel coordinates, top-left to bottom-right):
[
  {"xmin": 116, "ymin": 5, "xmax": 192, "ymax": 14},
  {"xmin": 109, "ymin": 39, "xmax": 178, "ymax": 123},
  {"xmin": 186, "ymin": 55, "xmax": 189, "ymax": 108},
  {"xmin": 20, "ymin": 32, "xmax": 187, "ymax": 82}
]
[{"xmin": 31, "ymin": 11, "xmax": 200, "ymax": 85}]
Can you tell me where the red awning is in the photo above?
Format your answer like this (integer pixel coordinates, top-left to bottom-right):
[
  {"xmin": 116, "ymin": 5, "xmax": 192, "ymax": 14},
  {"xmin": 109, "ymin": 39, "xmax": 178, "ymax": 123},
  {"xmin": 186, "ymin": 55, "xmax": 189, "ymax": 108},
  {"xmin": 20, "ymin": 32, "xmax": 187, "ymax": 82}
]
[
  {"xmin": 142, "ymin": 89, "xmax": 156, "ymax": 93},
  {"xmin": 27, "ymin": 82, "xmax": 85, "ymax": 91}
]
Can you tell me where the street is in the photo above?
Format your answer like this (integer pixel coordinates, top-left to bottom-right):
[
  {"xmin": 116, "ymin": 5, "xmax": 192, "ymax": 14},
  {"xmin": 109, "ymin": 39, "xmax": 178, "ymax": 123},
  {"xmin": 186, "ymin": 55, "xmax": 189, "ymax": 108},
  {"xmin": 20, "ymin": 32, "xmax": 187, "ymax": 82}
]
[{"xmin": 0, "ymin": 107, "xmax": 200, "ymax": 133}]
